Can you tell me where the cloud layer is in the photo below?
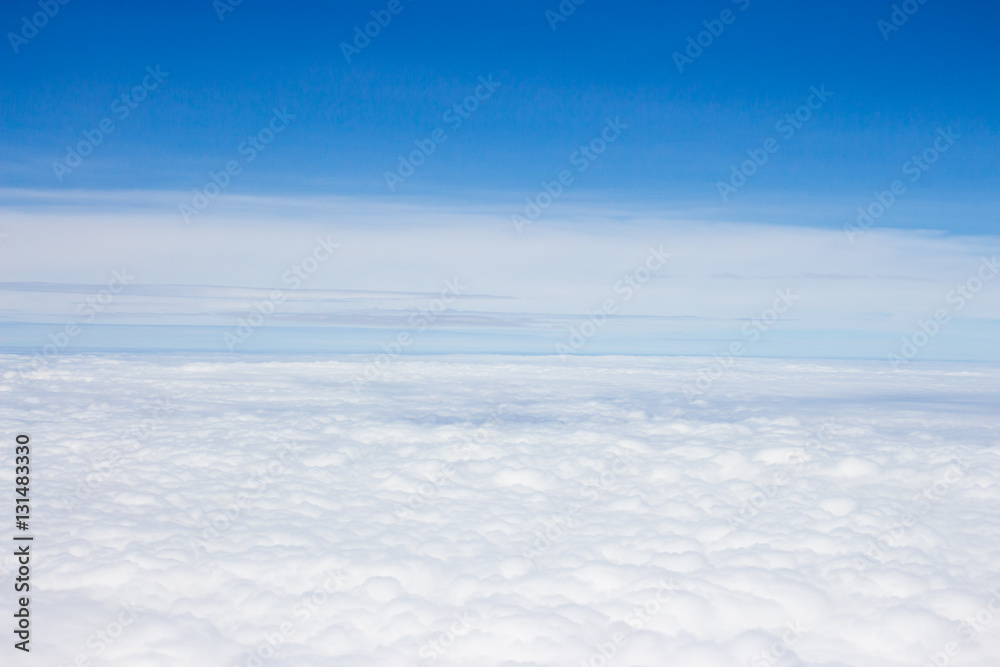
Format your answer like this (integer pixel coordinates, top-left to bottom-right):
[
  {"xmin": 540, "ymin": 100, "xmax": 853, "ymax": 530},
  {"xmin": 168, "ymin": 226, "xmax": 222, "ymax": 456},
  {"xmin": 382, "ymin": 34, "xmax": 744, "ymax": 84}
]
[
  {"xmin": 1, "ymin": 191, "xmax": 998, "ymax": 360},
  {"xmin": 3, "ymin": 354, "xmax": 999, "ymax": 665}
]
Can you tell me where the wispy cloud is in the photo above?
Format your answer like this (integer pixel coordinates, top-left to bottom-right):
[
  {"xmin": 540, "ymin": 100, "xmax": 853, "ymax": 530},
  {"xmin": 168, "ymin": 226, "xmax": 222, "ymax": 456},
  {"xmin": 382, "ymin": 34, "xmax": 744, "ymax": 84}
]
[{"xmin": 2, "ymin": 190, "xmax": 997, "ymax": 359}]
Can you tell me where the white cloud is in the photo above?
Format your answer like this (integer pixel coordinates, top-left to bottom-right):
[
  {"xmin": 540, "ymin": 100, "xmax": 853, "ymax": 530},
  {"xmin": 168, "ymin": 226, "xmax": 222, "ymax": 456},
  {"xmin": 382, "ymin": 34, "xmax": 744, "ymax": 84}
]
[
  {"xmin": 4, "ymin": 354, "xmax": 1000, "ymax": 665},
  {"xmin": 1, "ymin": 190, "xmax": 997, "ymax": 360}
]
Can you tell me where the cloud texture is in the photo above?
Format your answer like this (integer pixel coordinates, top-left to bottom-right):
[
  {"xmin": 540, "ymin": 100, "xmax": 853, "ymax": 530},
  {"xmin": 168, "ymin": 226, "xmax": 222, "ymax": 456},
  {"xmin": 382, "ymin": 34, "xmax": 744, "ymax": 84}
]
[{"xmin": 3, "ymin": 354, "xmax": 999, "ymax": 665}]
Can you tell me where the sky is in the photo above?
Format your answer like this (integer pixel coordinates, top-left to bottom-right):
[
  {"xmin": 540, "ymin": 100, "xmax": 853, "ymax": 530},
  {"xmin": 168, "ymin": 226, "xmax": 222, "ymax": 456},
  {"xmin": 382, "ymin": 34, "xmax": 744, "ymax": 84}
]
[{"xmin": 1, "ymin": 0, "xmax": 998, "ymax": 360}]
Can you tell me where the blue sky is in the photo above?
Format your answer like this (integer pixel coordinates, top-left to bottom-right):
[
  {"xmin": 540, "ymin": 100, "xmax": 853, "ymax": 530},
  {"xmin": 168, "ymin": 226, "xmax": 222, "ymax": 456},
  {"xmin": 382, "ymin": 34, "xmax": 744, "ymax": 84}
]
[
  {"xmin": 2, "ymin": 0, "xmax": 998, "ymax": 229},
  {"xmin": 1, "ymin": 0, "xmax": 998, "ymax": 361}
]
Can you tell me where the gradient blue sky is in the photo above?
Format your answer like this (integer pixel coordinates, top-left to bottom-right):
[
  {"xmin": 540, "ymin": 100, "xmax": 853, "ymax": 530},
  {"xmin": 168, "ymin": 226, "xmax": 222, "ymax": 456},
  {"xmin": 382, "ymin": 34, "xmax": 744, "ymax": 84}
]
[
  {"xmin": 1, "ymin": 0, "xmax": 998, "ymax": 362},
  {"xmin": 2, "ymin": 0, "xmax": 998, "ymax": 229}
]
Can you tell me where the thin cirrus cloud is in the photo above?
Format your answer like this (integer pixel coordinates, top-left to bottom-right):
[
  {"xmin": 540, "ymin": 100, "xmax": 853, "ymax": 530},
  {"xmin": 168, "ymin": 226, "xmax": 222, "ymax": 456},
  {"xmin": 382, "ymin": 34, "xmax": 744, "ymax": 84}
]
[{"xmin": 0, "ymin": 189, "xmax": 997, "ymax": 360}]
